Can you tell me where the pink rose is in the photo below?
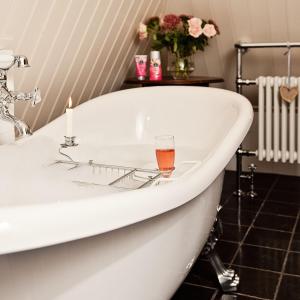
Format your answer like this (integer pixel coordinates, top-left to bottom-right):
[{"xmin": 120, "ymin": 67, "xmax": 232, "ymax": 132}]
[
  {"xmin": 203, "ymin": 24, "xmax": 217, "ymax": 38},
  {"xmin": 162, "ymin": 14, "xmax": 181, "ymax": 30},
  {"xmin": 138, "ymin": 23, "xmax": 148, "ymax": 40},
  {"xmin": 188, "ymin": 17, "xmax": 203, "ymax": 38}
]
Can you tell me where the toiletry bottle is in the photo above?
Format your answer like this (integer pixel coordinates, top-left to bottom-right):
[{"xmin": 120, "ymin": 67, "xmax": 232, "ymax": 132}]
[
  {"xmin": 135, "ymin": 55, "xmax": 147, "ymax": 80},
  {"xmin": 149, "ymin": 51, "xmax": 162, "ymax": 81}
]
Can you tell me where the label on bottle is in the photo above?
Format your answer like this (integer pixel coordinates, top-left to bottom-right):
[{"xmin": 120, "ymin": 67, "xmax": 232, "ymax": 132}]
[{"xmin": 149, "ymin": 58, "xmax": 162, "ymax": 81}]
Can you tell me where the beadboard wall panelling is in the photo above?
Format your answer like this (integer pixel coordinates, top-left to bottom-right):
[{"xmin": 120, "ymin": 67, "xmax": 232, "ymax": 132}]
[{"xmin": 0, "ymin": 0, "xmax": 165, "ymax": 131}]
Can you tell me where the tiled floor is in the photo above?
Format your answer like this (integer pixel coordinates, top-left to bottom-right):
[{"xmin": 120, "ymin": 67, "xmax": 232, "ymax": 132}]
[{"xmin": 172, "ymin": 171, "xmax": 300, "ymax": 300}]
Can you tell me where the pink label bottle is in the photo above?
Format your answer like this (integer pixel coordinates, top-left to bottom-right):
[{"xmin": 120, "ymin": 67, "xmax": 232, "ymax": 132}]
[
  {"xmin": 149, "ymin": 51, "xmax": 162, "ymax": 81},
  {"xmin": 135, "ymin": 55, "xmax": 147, "ymax": 80}
]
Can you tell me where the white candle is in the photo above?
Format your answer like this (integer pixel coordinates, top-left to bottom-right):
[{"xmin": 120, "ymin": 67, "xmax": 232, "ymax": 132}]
[{"xmin": 66, "ymin": 97, "xmax": 73, "ymax": 137}]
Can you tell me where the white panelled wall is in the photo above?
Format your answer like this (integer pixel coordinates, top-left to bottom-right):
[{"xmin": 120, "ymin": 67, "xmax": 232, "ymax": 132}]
[{"xmin": 0, "ymin": 0, "xmax": 166, "ymax": 131}]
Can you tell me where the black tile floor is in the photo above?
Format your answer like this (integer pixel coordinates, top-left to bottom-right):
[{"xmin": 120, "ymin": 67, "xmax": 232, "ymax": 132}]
[{"xmin": 172, "ymin": 171, "xmax": 300, "ymax": 300}]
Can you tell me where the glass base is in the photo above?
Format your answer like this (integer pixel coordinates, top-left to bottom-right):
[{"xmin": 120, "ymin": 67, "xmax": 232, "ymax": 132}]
[
  {"xmin": 159, "ymin": 167, "xmax": 175, "ymax": 178},
  {"xmin": 167, "ymin": 55, "xmax": 195, "ymax": 79}
]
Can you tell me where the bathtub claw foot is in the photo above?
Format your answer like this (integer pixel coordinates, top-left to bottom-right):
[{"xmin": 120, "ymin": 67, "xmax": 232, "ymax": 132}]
[
  {"xmin": 208, "ymin": 250, "xmax": 239, "ymax": 292},
  {"xmin": 201, "ymin": 215, "xmax": 239, "ymax": 292}
]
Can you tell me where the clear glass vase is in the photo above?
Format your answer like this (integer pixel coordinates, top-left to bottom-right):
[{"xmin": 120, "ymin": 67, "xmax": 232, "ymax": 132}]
[{"xmin": 167, "ymin": 54, "xmax": 195, "ymax": 79}]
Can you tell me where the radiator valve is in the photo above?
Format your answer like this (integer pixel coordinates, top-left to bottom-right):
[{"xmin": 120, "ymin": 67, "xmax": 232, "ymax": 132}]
[{"xmin": 247, "ymin": 163, "xmax": 258, "ymax": 198}]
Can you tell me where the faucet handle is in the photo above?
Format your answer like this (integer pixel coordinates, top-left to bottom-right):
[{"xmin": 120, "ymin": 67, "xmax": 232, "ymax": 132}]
[
  {"xmin": 30, "ymin": 88, "xmax": 41, "ymax": 106},
  {"xmin": 14, "ymin": 87, "xmax": 41, "ymax": 106}
]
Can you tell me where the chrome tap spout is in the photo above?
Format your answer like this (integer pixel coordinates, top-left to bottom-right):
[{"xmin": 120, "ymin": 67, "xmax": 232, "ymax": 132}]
[
  {"xmin": 0, "ymin": 105, "xmax": 31, "ymax": 136},
  {"xmin": 0, "ymin": 84, "xmax": 41, "ymax": 137},
  {"xmin": 0, "ymin": 51, "xmax": 41, "ymax": 139}
]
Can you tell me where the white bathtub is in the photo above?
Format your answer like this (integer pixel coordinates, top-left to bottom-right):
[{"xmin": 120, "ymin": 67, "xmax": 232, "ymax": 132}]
[{"xmin": 0, "ymin": 86, "xmax": 252, "ymax": 300}]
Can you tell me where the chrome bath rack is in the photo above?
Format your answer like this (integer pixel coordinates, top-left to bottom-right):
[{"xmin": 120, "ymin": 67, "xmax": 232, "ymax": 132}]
[
  {"xmin": 53, "ymin": 137, "xmax": 163, "ymax": 190},
  {"xmin": 54, "ymin": 136, "xmax": 197, "ymax": 190},
  {"xmin": 53, "ymin": 158, "xmax": 162, "ymax": 190}
]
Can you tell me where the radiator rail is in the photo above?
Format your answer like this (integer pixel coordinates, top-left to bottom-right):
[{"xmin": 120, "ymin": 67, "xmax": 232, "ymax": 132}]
[{"xmin": 234, "ymin": 41, "xmax": 300, "ymax": 197}]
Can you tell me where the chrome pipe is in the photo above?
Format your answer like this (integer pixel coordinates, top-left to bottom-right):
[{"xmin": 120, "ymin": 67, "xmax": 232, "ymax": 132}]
[
  {"xmin": 235, "ymin": 145, "xmax": 244, "ymax": 197},
  {"xmin": 236, "ymin": 48, "xmax": 243, "ymax": 94},
  {"xmin": 235, "ymin": 47, "xmax": 244, "ymax": 197},
  {"xmin": 237, "ymin": 149, "xmax": 257, "ymax": 156},
  {"xmin": 236, "ymin": 79, "xmax": 257, "ymax": 86},
  {"xmin": 235, "ymin": 42, "xmax": 300, "ymax": 49}
]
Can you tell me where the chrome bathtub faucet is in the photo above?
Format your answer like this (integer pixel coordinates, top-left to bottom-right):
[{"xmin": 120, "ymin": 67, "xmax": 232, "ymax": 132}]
[{"xmin": 0, "ymin": 53, "xmax": 41, "ymax": 137}]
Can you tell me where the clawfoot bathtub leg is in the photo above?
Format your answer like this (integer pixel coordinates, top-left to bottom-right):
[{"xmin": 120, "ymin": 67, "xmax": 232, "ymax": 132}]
[
  {"xmin": 201, "ymin": 212, "xmax": 239, "ymax": 292},
  {"xmin": 207, "ymin": 250, "xmax": 239, "ymax": 292}
]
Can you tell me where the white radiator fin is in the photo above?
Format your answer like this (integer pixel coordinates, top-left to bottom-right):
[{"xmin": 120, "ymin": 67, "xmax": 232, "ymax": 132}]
[{"xmin": 257, "ymin": 76, "xmax": 300, "ymax": 163}]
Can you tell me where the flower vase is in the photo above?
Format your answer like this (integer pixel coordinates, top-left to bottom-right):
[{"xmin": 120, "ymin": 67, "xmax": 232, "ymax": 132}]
[{"xmin": 167, "ymin": 54, "xmax": 195, "ymax": 79}]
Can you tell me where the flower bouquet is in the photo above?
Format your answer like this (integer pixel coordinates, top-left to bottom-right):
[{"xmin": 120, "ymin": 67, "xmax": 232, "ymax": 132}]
[{"xmin": 138, "ymin": 14, "xmax": 219, "ymax": 79}]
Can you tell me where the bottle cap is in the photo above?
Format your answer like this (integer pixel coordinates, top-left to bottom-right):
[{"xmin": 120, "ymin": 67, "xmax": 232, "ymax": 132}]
[
  {"xmin": 135, "ymin": 55, "xmax": 148, "ymax": 60},
  {"xmin": 150, "ymin": 51, "xmax": 161, "ymax": 60}
]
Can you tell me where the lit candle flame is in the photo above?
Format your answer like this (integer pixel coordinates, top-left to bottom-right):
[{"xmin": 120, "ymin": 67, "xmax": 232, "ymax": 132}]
[{"xmin": 68, "ymin": 97, "xmax": 72, "ymax": 108}]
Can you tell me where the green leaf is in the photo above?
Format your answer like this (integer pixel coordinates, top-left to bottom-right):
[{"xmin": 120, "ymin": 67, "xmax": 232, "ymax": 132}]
[{"xmin": 173, "ymin": 38, "xmax": 177, "ymax": 52}]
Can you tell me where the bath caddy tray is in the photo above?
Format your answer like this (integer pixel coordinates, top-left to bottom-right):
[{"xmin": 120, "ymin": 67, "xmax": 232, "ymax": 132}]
[{"xmin": 53, "ymin": 159, "xmax": 162, "ymax": 190}]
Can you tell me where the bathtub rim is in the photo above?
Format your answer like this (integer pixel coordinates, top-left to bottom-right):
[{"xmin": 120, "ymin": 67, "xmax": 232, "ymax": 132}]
[{"xmin": 0, "ymin": 87, "xmax": 253, "ymax": 254}]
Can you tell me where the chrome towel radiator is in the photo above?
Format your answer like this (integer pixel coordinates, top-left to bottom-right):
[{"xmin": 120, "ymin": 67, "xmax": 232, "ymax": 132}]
[
  {"xmin": 235, "ymin": 42, "xmax": 300, "ymax": 197},
  {"xmin": 257, "ymin": 76, "xmax": 300, "ymax": 163}
]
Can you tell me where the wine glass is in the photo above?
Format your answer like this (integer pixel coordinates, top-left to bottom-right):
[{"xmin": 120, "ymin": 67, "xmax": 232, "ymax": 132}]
[{"xmin": 155, "ymin": 135, "xmax": 175, "ymax": 177}]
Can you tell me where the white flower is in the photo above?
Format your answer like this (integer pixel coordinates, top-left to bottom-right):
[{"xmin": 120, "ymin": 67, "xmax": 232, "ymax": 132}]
[
  {"xmin": 138, "ymin": 23, "xmax": 148, "ymax": 40},
  {"xmin": 203, "ymin": 24, "xmax": 217, "ymax": 38},
  {"xmin": 188, "ymin": 17, "xmax": 203, "ymax": 38}
]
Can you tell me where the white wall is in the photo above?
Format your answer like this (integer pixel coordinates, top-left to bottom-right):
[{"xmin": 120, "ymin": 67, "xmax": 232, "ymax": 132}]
[
  {"xmin": 0, "ymin": 0, "xmax": 166, "ymax": 131},
  {"xmin": 165, "ymin": 0, "xmax": 300, "ymax": 175}
]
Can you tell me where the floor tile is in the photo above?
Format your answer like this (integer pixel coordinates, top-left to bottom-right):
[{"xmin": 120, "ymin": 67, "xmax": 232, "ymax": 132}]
[
  {"xmin": 244, "ymin": 227, "xmax": 291, "ymax": 250},
  {"xmin": 220, "ymin": 208, "xmax": 256, "ymax": 227},
  {"xmin": 290, "ymin": 233, "xmax": 300, "ymax": 252},
  {"xmin": 276, "ymin": 275, "xmax": 300, "ymax": 300},
  {"xmin": 260, "ymin": 201, "xmax": 299, "ymax": 217},
  {"xmin": 185, "ymin": 259, "xmax": 219, "ymax": 289},
  {"xmin": 229, "ymin": 266, "xmax": 279, "ymax": 299},
  {"xmin": 221, "ymin": 224, "xmax": 248, "ymax": 243},
  {"xmin": 295, "ymin": 220, "xmax": 300, "ymax": 233},
  {"xmin": 215, "ymin": 241, "xmax": 239, "ymax": 264},
  {"xmin": 223, "ymin": 171, "xmax": 277, "ymax": 193},
  {"xmin": 220, "ymin": 191, "xmax": 233, "ymax": 205},
  {"xmin": 274, "ymin": 175, "xmax": 300, "ymax": 193},
  {"xmin": 214, "ymin": 294, "xmax": 263, "ymax": 300},
  {"xmin": 225, "ymin": 196, "xmax": 262, "ymax": 213},
  {"xmin": 233, "ymin": 244, "xmax": 286, "ymax": 272},
  {"xmin": 284, "ymin": 252, "xmax": 300, "ymax": 276},
  {"xmin": 267, "ymin": 189, "xmax": 300, "ymax": 205},
  {"xmin": 254, "ymin": 213, "xmax": 296, "ymax": 232},
  {"xmin": 247, "ymin": 172, "xmax": 278, "ymax": 190},
  {"xmin": 171, "ymin": 283, "xmax": 216, "ymax": 300},
  {"xmin": 222, "ymin": 171, "xmax": 236, "ymax": 193},
  {"xmin": 252, "ymin": 188, "xmax": 269, "ymax": 200}
]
